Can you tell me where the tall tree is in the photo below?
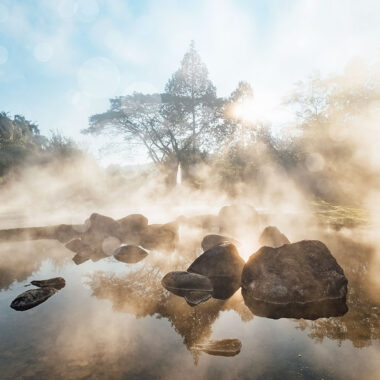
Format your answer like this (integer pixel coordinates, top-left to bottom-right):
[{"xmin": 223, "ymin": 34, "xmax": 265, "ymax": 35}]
[{"xmin": 84, "ymin": 42, "xmax": 226, "ymax": 168}]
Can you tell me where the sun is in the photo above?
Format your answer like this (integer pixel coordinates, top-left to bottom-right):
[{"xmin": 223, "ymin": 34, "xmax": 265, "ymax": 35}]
[{"xmin": 232, "ymin": 97, "xmax": 257, "ymax": 124}]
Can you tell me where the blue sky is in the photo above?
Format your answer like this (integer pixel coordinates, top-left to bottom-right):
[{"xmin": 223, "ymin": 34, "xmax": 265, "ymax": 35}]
[{"xmin": 0, "ymin": 0, "xmax": 379, "ymax": 165}]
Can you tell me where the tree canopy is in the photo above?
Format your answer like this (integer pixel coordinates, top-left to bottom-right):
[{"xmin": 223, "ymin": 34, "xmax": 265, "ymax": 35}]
[{"xmin": 84, "ymin": 42, "xmax": 240, "ymax": 168}]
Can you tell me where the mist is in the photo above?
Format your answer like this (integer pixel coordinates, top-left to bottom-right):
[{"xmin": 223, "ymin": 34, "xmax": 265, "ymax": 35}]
[{"xmin": 1, "ymin": 1, "xmax": 380, "ymax": 379}]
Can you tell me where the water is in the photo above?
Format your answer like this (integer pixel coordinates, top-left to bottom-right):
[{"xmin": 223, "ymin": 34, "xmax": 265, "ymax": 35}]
[{"xmin": 0, "ymin": 232, "xmax": 379, "ymax": 379}]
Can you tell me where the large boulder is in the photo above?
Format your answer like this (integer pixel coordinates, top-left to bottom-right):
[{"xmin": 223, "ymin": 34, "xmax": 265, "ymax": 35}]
[
  {"xmin": 201, "ymin": 234, "xmax": 239, "ymax": 251},
  {"xmin": 187, "ymin": 243, "xmax": 245, "ymax": 299},
  {"xmin": 241, "ymin": 240, "xmax": 348, "ymax": 319},
  {"xmin": 258, "ymin": 226, "xmax": 290, "ymax": 248},
  {"xmin": 113, "ymin": 245, "xmax": 148, "ymax": 264},
  {"xmin": 161, "ymin": 271, "xmax": 213, "ymax": 306}
]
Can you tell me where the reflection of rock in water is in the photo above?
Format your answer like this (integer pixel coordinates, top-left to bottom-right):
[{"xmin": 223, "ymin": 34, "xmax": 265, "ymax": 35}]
[
  {"xmin": 242, "ymin": 240, "xmax": 348, "ymax": 319},
  {"xmin": 113, "ymin": 245, "xmax": 148, "ymax": 264},
  {"xmin": 86, "ymin": 256, "xmax": 253, "ymax": 358},
  {"xmin": 0, "ymin": 240, "xmax": 68, "ymax": 290},
  {"xmin": 65, "ymin": 238, "xmax": 108, "ymax": 265},
  {"xmin": 296, "ymin": 233, "xmax": 380, "ymax": 347},
  {"xmin": 191, "ymin": 339, "xmax": 242, "ymax": 357},
  {"xmin": 31, "ymin": 277, "xmax": 66, "ymax": 290},
  {"xmin": 242, "ymin": 289, "xmax": 348, "ymax": 320},
  {"xmin": 10, "ymin": 287, "xmax": 58, "ymax": 311}
]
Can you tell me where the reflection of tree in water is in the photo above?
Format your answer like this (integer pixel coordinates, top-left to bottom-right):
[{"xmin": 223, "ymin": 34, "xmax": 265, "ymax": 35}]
[
  {"xmin": 86, "ymin": 254, "xmax": 252, "ymax": 360},
  {"xmin": 297, "ymin": 233, "xmax": 380, "ymax": 348},
  {"xmin": 0, "ymin": 240, "xmax": 68, "ymax": 290}
]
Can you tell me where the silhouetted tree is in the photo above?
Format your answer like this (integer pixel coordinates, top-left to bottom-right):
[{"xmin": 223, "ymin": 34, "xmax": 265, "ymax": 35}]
[{"xmin": 84, "ymin": 42, "xmax": 227, "ymax": 171}]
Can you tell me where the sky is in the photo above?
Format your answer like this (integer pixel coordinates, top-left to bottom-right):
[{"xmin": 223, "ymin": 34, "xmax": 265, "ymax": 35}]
[{"xmin": 0, "ymin": 0, "xmax": 379, "ymax": 165}]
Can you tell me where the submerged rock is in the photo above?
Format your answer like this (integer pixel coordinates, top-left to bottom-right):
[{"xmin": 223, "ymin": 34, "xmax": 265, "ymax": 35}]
[
  {"xmin": 31, "ymin": 277, "xmax": 66, "ymax": 290},
  {"xmin": 187, "ymin": 243, "xmax": 245, "ymax": 299},
  {"xmin": 161, "ymin": 271, "xmax": 213, "ymax": 306},
  {"xmin": 113, "ymin": 245, "xmax": 148, "ymax": 264},
  {"xmin": 10, "ymin": 288, "xmax": 57, "ymax": 311},
  {"xmin": 201, "ymin": 234, "xmax": 239, "ymax": 251},
  {"xmin": 192, "ymin": 339, "xmax": 242, "ymax": 357},
  {"xmin": 258, "ymin": 226, "xmax": 290, "ymax": 248},
  {"xmin": 241, "ymin": 240, "xmax": 348, "ymax": 319}
]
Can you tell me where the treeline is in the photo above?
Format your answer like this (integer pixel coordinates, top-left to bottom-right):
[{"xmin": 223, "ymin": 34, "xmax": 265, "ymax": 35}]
[
  {"xmin": 0, "ymin": 112, "xmax": 82, "ymax": 178},
  {"xmin": 85, "ymin": 43, "xmax": 380, "ymax": 204}
]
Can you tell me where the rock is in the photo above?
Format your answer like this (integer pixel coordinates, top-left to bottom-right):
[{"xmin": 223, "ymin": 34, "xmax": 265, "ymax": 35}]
[
  {"xmin": 140, "ymin": 222, "xmax": 178, "ymax": 252},
  {"xmin": 161, "ymin": 271, "xmax": 213, "ymax": 306},
  {"xmin": 31, "ymin": 277, "xmax": 66, "ymax": 290},
  {"xmin": 53, "ymin": 224, "xmax": 81, "ymax": 243},
  {"xmin": 81, "ymin": 213, "xmax": 121, "ymax": 248},
  {"xmin": 201, "ymin": 234, "xmax": 239, "ymax": 251},
  {"xmin": 65, "ymin": 238, "xmax": 108, "ymax": 265},
  {"xmin": 241, "ymin": 240, "xmax": 348, "ymax": 319},
  {"xmin": 66, "ymin": 239, "xmax": 108, "ymax": 265},
  {"xmin": 118, "ymin": 214, "xmax": 148, "ymax": 244},
  {"xmin": 218, "ymin": 204, "xmax": 259, "ymax": 235},
  {"xmin": 113, "ymin": 245, "xmax": 148, "ymax": 264},
  {"xmin": 258, "ymin": 226, "xmax": 290, "ymax": 248},
  {"xmin": 187, "ymin": 243, "xmax": 245, "ymax": 299},
  {"xmin": 65, "ymin": 239, "xmax": 94, "ymax": 255},
  {"xmin": 192, "ymin": 339, "xmax": 242, "ymax": 357},
  {"xmin": 10, "ymin": 288, "xmax": 57, "ymax": 311},
  {"xmin": 178, "ymin": 215, "xmax": 220, "ymax": 232}
]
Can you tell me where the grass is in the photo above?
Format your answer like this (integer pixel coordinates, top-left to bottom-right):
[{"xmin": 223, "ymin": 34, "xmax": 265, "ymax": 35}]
[{"xmin": 311, "ymin": 200, "xmax": 370, "ymax": 229}]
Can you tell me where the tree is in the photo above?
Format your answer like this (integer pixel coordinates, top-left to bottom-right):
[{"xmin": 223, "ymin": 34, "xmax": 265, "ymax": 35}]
[{"xmin": 84, "ymin": 42, "xmax": 226, "ymax": 171}]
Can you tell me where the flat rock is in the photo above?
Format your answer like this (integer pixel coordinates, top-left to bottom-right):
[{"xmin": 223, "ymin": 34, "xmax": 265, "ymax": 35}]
[
  {"xmin": 241, "ymin": 240, "xmax": 348, "ymax": 319},
  {"xmin": 113, "ymin": 245, "xmax": 148, "ymax": 264},
  {"xmin": 10, "ymin": 288, "xmax": 57, "ymax": 311},
  {"xmin": 161, "ymin": 271, "xmax": 213, "ymax": 306},
  {"xmin": 258, "ymin": 226, "xmax": 290, "ymax": 248}
]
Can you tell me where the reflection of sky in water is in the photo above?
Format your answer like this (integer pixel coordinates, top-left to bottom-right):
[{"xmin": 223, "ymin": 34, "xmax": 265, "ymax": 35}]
[{"xmin": 0, "ymin": 238, "xmax": 379, "ymax": 379}]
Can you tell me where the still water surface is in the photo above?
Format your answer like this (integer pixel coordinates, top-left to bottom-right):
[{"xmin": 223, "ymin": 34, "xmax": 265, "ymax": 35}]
[{"xmin": 0, "ymin": 232, "xmax": 379, "ymax": 380}]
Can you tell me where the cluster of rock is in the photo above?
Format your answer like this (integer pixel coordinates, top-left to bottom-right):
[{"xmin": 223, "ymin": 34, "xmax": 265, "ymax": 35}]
[
  {"xmin": 4, "ymin": 203, "xmax": 349, "ymax": 320},
  {"xmin": 10, "ymin": 277, "xmax": 66, "ymax": 311},
  {"xmin": 161, "ymin": 207, "xmax": 348, "ymax": 320},
  {"xmin": 62, "ymin": 213, "xmax": 176, "ymax": 265}
]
